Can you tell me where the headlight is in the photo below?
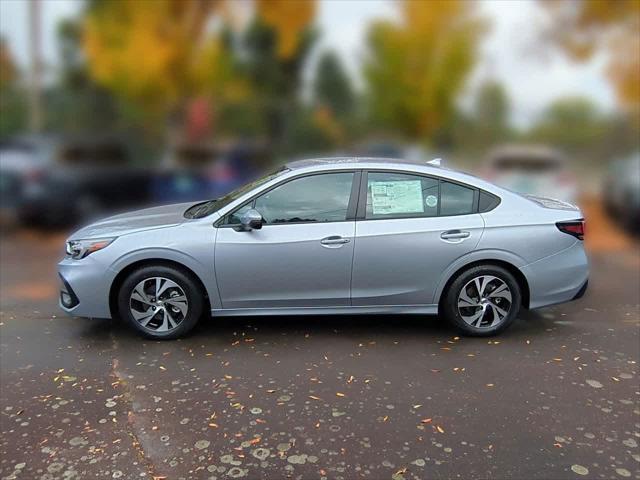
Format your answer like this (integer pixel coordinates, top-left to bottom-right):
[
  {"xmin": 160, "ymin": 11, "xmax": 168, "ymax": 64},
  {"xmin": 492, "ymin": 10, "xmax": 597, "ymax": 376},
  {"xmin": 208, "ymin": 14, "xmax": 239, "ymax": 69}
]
[{"xmin": 66, "ymin": 238, "xmax": 116, "ymax": 259}]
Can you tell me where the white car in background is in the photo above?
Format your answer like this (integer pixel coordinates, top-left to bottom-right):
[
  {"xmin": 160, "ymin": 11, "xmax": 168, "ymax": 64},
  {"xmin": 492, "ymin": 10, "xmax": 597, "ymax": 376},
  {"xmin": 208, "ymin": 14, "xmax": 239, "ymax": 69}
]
[{"xmin": 483, "ymin": 145, "xmax": 577, "ymax": 204}]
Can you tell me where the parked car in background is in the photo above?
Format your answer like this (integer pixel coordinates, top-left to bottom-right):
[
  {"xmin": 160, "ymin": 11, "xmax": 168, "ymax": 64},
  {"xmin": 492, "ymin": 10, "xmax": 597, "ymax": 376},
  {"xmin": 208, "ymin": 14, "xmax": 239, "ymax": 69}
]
[
  {"xmin": 0, "ymin": 138, "xmax": 49, "ymax": 229},
  {"xmin": 603, "ymin": 152, "xmax": 640, "ymax": 233},
  {"xmin": 3, "ymin": 135, "xmax": 153, "ymax": 227},
  {"xmin": 483, "ymin": 145, "xmax": 577, "ymax": 204},
  {"xmin": 59, "ymin": 157, "xmax": 588, "ymax": 340},
  {"xmin": 152, "ymin": 143, "xmax": 263, "ymax": 205}
]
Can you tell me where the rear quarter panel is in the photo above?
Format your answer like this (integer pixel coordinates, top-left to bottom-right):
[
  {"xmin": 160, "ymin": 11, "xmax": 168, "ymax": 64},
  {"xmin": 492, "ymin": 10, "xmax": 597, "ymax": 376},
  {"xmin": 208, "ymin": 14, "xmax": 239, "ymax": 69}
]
[
  {"xmin": 478, "ymin": 195, "xmax": 580, "ymax": 264},
  {"xmin": 475, "ymin": 194, "xmax": 588, "ymax": 308}
]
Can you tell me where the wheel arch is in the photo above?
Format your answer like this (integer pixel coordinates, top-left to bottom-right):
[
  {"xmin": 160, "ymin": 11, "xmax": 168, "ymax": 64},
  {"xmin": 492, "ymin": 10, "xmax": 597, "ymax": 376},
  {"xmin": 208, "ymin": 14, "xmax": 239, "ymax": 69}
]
[
  {"xmin": 436, "ymin": 258, "xmax": 531, "ymax": 310},
  {"xmin": 109, "ymin": 258, "xmax": 211, "ymax": 319}
]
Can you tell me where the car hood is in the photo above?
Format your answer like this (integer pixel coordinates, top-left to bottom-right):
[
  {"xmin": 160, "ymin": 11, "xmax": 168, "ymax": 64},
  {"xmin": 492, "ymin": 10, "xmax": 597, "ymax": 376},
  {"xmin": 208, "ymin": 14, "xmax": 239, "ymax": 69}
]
[{"xmin": 69, "ymin": 202, "xmax": 194, "ymax": 239}]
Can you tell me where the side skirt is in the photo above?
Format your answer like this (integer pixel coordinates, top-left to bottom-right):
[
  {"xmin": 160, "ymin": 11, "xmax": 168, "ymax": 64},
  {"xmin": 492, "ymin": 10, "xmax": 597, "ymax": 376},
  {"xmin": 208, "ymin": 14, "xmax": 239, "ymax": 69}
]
[{"xmin": 211, "ymin": 305, "xmax": 439, "ymax": 317}]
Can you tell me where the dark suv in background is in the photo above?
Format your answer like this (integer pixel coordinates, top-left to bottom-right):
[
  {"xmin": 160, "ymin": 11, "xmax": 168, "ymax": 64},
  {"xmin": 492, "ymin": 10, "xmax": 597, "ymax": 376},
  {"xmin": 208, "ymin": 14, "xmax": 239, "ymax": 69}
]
[{"xmin": 0, "ymin": 135, "xmax": 153, "ymax": 228}]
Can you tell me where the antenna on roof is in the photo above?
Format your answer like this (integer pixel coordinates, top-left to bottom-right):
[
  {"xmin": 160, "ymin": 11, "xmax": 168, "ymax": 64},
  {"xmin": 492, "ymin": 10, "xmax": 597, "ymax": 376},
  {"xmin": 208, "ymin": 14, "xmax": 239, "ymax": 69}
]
[{"xmin": 427, "ymin": 158, "xmax": 442, "ymax": 166}]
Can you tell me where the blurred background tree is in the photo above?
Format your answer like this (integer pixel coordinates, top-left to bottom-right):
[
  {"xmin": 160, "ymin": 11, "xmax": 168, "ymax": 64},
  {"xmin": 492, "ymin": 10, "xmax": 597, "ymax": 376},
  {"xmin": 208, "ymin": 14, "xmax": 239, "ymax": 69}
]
[
  {"xmin": 1, "ymin": 0, "xmax": 638, "ymax": 172},
  {"xmin": 363, "ymin": 0, "xmax": 487, "ymax": 144},
  {"xmin": 448, "ymin": 80, "xmax": 513, "ymax": 157},
  {"xmin": 44, "ymin": 19, "xmax": 120, "ymax": 135},
  {"xmin": 473, "ymin": 81, "xmax": 511, "ymax": 145},
  {"xmin": 314, "ymin": 51, "xmax": 355, "ymax": 120},
  {"xmin": 0, "ymin": 37, "xmax": 27, "ymax": 137},
  {"xmin": 81, "ymin": 0, "xmax": 316, "ymax": 154},
  {"xmin": 83, "ymin": 0, "xmax": 241, "ymax": 139},
  {"xmin": 541, "ymin": 0, "xmax": 640, "ymax": 112},
  {"xmin": 527, "ymin": 96, "xmax": 639, "ymax": 164},
  {"xmin": 239, "ymin": 0, "xmax": 317, "ymax": 153}
]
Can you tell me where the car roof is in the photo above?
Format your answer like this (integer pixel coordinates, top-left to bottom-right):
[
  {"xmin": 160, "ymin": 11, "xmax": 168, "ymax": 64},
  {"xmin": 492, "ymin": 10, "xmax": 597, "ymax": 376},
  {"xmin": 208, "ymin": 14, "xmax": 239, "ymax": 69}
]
[{"xmin": 285, "ymin": 156, "xmax": 441, "ymax": 170}]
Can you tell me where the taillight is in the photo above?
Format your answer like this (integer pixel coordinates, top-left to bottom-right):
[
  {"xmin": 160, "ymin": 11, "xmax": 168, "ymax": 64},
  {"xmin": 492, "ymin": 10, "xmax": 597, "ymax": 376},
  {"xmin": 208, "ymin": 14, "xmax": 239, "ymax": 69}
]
[{"xmin": 556, "ymin": 219, "xmax": 585, "ymax": 240}]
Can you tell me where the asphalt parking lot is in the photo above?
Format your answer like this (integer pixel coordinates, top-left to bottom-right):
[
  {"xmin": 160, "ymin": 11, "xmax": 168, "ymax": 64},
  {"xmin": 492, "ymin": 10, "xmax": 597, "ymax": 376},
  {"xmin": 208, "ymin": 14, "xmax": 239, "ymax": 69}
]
[{"xmin": 1, "ymin": 218, "xmax": 639, "ymax": 480}]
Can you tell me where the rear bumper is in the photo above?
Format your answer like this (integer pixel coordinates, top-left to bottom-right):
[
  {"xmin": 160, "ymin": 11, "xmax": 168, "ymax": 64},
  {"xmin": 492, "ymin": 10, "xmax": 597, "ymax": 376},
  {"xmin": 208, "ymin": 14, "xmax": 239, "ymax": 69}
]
[
  {"xmin": 523, "ymin": 241, "xmax": 589, "ymax": 309},
  {"xmin": 571, "ymin": 279, "xmax": 589, "ymax": 301}
]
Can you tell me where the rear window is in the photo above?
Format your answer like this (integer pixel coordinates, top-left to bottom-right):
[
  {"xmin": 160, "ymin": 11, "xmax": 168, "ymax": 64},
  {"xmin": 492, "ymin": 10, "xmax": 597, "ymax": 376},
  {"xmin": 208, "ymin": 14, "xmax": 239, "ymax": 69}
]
[
  {"xmin": 440, "ymin": 181, "xmax": 475, "ymax": 216},
  {"xmin": 366, "ymin": 172, "xmax": 439, "ymax": 219},
  {"xmin": 479, "ymin": 191, "xmax": 501, "ymax": 212}
]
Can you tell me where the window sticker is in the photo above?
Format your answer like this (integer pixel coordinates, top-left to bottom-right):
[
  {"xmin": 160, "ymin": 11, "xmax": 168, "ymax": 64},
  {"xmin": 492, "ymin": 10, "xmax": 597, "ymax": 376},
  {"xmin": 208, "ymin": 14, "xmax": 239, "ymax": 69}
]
[
  {"xmin": 425, "ymin": 194, "xmax": 438, "ymax": 208},
  {"xmin": 370, "ymin": 180, "xmax": 424, "ymax": 215}
]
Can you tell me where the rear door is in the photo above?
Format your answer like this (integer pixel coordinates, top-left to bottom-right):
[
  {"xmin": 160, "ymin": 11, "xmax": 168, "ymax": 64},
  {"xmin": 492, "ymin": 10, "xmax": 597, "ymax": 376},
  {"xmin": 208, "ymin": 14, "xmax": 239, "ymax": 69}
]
[{"xmin": 351, "ymin": 170, "xmax": 484, "ymax": 306}]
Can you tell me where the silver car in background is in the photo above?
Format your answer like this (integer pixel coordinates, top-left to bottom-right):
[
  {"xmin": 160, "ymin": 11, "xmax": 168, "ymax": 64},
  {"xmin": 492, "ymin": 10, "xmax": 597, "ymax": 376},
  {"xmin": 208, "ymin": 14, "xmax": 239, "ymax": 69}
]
[
  {"xmin": 484, "ymin": 145, "xmax": 577, "ymax": 203},
  {"xmin": 58, "ymin": 157, "xmax": 589, "ymax": 339}
]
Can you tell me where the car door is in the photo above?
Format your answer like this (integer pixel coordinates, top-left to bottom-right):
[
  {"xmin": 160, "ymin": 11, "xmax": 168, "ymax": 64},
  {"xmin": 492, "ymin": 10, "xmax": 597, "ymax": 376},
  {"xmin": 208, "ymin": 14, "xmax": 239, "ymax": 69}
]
[
  {"xmin": 351, "ymin": 170, "xmax": 484, "ymax": 306},
  {"xmin": 215, "ymin": 171, "xmax": 359, "ymax": 309}
]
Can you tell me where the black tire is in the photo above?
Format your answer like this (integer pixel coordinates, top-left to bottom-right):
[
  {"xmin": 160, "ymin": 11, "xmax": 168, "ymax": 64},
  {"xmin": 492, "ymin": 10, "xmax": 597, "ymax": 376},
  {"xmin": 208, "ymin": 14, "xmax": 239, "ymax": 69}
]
[
  {"xmin": 118, "ymin": 265, "xmax": 204, "ymax": 340},
  {"xmin": 441, "ymin": 265, "xmax": 522, "ymax": 337}
]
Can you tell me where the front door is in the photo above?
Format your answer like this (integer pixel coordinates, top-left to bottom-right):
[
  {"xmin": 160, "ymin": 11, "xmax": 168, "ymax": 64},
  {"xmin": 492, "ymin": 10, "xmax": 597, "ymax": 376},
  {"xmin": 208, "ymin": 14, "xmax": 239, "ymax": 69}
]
[{"xmin": 215, "ymin": 171, "xmax": 358, "ymax": 309}]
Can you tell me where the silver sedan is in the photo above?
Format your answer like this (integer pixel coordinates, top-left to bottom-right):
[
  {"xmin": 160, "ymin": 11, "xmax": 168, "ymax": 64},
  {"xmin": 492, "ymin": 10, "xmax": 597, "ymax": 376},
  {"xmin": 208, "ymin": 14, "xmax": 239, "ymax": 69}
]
[{"xmin": 58, "ymin": 158, "xmax": 589, "ymax": 339}]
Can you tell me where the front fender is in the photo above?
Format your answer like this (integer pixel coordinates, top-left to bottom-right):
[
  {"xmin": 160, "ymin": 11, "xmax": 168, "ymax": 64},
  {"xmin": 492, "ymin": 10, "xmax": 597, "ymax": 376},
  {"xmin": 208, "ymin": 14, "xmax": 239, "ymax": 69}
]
[{"xmin": 107, "ymin": 224, "xmax": 221, "ymax": 309}]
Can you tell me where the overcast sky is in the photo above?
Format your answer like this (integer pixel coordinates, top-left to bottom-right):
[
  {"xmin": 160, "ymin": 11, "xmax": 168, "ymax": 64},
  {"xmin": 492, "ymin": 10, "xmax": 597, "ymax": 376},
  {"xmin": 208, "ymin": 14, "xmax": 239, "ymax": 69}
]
[{"xmin": 0, "ymin": 0, "xmax": 615, "ymax": 127}]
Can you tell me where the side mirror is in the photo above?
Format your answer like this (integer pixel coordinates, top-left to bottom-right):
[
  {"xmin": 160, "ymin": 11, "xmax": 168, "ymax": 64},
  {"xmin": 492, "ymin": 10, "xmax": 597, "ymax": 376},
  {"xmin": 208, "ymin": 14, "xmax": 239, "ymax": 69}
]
[{"xmin": 240, "ymin": 209, "xmax": 263, "ymax": 231}]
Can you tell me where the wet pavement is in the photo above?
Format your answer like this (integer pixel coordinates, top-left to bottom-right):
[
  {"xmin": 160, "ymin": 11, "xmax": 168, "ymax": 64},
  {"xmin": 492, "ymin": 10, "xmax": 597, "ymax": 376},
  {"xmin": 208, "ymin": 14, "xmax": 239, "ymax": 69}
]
[{"xmin": 0, "ymin": 231, "xmax": 639, "ymax": 480}]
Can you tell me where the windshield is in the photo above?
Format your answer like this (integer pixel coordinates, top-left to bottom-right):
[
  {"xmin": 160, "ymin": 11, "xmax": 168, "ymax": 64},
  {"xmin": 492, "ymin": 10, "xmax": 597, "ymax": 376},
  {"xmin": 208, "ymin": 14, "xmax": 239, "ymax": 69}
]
[{"xmin": 183, "ymin": 166, "xmax": 290, "ymax": 219}]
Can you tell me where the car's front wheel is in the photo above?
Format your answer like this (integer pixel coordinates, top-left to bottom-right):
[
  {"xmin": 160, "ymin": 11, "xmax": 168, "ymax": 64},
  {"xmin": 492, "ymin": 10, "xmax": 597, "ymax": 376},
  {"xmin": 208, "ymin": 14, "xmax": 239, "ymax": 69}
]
[
  {"xmin": 441, "ymin": 265, "xmax": 521, "ymax": 336},
  {"xmin": 118, "ymin": 265, "xmax": 204, "ymax": 339}
]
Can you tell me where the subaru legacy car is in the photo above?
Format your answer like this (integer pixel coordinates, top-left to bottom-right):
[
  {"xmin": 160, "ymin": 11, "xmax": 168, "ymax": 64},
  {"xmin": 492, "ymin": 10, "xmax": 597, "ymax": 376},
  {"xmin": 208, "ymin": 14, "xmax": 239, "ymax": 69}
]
[{"xmin": 58, "ymin": 157, "xmax": 589, "ymax": 339}]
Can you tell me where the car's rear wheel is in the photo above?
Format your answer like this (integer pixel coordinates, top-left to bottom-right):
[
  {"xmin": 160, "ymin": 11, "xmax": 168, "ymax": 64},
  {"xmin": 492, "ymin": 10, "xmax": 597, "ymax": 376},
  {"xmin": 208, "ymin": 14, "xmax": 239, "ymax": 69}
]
[
  {"xmin": 441, "ymin": 265, "xmax": 521, "ymax": 336},
  {"xmin": 117, "ymin": 266, "xmax": 203, "ymax": 339}
]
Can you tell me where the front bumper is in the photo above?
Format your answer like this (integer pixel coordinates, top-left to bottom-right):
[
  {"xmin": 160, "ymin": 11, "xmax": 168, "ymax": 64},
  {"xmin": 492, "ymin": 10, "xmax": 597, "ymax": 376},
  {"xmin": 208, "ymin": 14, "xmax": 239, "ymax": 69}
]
[{"xmin": 58, "ymin": 257, "xmax": 116, "ymax": 318}]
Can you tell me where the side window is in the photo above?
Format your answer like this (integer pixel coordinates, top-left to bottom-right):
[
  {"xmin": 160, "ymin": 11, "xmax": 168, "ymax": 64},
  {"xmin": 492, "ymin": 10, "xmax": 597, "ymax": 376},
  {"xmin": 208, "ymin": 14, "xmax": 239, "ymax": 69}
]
[
  {"xmin": 253, "ymin": 172, "xmax": 354, "ymax": 224},
  {"xmin": 440, "ymin": 181, "xmax": 475, "ymax": 216},
  {"xmin": 366, "ymin": 172, "xmax": 438, "ymax": 219},
  {"xmin": 479, "ymin": 190, "xmax": 500, "ymax": 212}
]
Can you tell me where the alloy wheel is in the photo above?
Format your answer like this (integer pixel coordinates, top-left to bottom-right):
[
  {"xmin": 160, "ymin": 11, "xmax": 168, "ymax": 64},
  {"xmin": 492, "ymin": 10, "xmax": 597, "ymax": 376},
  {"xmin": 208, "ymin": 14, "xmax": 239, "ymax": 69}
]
[
  {"xmin": 457, "ymin": 275, "xmax": 513, "ymax": 328},
  {"xmin": 129, "ymin": 277, "xmax": 189, "ymax": 333}
]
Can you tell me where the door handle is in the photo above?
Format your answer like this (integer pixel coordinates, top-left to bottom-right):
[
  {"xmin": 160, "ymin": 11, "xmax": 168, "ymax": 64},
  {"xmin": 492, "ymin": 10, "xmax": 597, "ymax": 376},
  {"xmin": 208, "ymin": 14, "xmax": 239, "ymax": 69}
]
[
  {"xmin": 321, "ymin": 236, "xmax": 351, "ymax": 245},
  {"xmin": 440, "ymin": 230, "xmax": 471, "ymax": 240}
]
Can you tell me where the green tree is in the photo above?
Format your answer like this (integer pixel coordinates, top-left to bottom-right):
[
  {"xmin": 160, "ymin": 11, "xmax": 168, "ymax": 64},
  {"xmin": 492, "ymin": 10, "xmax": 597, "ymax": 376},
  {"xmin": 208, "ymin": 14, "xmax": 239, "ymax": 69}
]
[
  {"xmin": 82, "ymin": 0, "xmax": 316, "ymax": 142},
  {"xmin": 471, "ymin": 80, "xmax": 512, "ymax": 148},
  {"xmin": 239, "ymin": 15, "xmax": 317, "ymax": 150},
  {"xmin": 313, "ymin": 51, "xmax": 355, "ymax": 118},
  {"xmin": 0, "ymin": 37, "xmax": 27, "ymax": 138},
  {"xmin": 528, "ymin": 97, "xmax": 637, "ymax": 162},
  {"xmin": 363, "ymin": 0, "xmax": 487, "ymax": 141},
  {"xmin": 44, "ymin": 19, "xmax": 121, "ymax": 134},
  {"xmin": 540, "ymin": 0, "xmax": 640, "ymax": 109}
]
